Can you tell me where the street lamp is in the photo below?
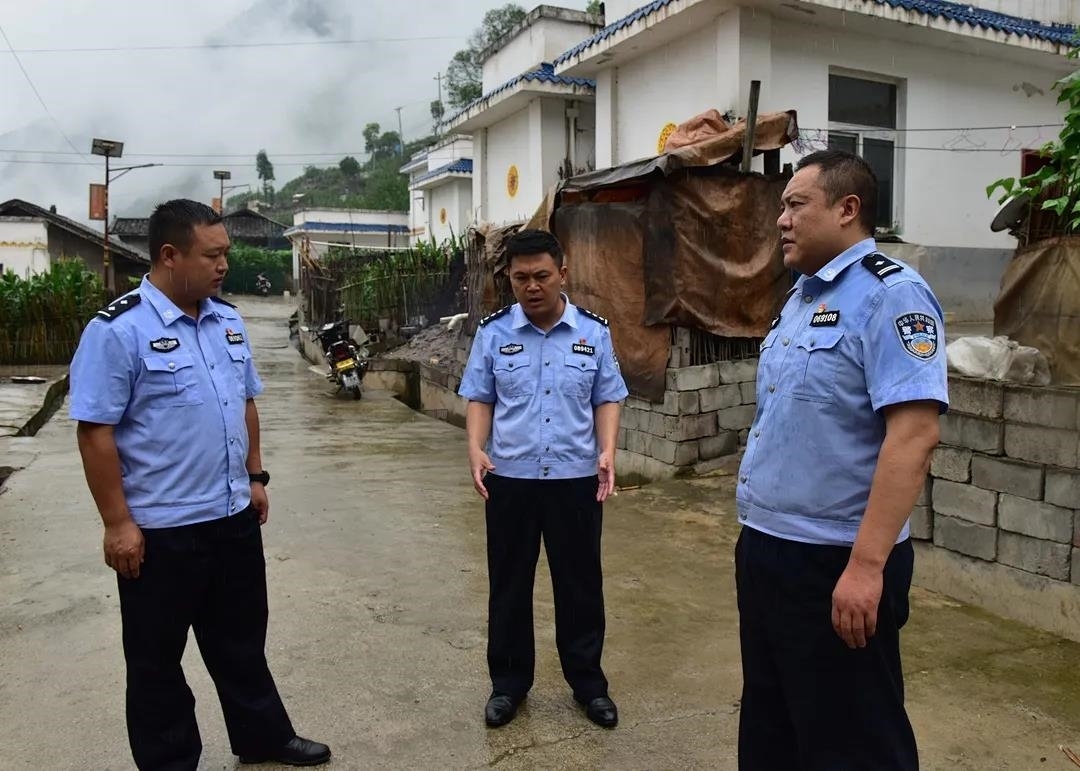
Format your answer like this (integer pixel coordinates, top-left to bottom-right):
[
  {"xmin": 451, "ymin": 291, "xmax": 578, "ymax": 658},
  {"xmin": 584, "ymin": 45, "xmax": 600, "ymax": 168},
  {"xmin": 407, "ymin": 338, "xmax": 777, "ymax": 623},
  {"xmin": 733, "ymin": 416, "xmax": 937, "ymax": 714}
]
[
  {"xmin": 90, "ymin": 137, "xmax": 158, "ymax": 292},
  {"xmin": 213, "ymin": 169, "xmax": 231, "ymax": 213},
  {"xmin": 91, "ymin": 138, "xmax": 123, "ymax": 292}
]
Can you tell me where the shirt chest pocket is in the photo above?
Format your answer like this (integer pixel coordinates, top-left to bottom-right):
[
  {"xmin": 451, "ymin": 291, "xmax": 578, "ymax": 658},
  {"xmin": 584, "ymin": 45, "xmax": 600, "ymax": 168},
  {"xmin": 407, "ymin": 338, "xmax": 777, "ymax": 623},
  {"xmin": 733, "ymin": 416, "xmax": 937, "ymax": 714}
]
[
  {"xmin": 227, "ymin": 345, "xmax": 249, "ymax": 395},
  {"xmin": 561, "ymin": 354, "xmax": 598, "ymax": 398},
  {"xmin": 141, "ymin": 354, "xmax": 203, "ymax": 406},
  {"xmin": 493, "ymin": 355, "xmax": 531, "ymax": 398},
  {"xmin": 789, "ymin": 328, "xmax": 846, "ymax": 403}
]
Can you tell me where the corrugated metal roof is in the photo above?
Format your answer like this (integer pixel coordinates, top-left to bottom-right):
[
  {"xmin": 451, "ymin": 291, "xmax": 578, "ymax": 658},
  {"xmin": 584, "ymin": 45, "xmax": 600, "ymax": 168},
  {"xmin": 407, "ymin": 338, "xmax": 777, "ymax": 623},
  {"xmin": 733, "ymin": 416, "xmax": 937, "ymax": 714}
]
[
  {"xmin": 412, "ymin": 158, "xmax": 473, "ymax": 185},
  {"xmin": 553, "ymin": 0, "xmax": 1075, "ymax": 66},
  {"xmin": 445, "ymin": 63, "xmax": 596, "ymax": 126},
  {"xmin": 868, "ymin": 0, "xmax": 1076, "ymax": 44}
]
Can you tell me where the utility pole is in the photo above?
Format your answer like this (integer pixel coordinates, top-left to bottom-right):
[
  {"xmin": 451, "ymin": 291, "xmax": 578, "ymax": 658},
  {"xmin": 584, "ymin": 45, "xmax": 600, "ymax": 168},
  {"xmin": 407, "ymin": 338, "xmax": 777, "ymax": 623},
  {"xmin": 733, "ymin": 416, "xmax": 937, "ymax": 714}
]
[
  {"xmin": 434, "ymin": 71, "xmax": 443, "ymax": 104},
  {"xmin": 395, "ymin": 106, "xmax": 404, "ymax": 156}
]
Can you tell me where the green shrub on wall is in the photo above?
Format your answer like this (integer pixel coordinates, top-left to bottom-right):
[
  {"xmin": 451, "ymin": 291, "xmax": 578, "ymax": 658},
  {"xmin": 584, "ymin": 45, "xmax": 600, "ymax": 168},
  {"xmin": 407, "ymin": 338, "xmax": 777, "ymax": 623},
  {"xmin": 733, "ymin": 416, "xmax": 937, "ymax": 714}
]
[{"xmin": 223, "ymin": 244, "xmax": 292, "ymax": 294}]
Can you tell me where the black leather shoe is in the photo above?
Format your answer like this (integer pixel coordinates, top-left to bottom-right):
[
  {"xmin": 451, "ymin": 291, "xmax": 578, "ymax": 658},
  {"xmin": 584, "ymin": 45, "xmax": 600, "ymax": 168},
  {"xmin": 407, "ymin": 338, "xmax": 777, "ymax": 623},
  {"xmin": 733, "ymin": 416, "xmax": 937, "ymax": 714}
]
[
  {"xmin": 583, "ymin": 696, "xmax": 618, "ymax": 728},
  {"xmin": 485, "ymin": 693, "xmax": 521, "ymax": 727},
  {"xmin": 239, "ymin": 735, "xmax": 332, "ymax": 766}
]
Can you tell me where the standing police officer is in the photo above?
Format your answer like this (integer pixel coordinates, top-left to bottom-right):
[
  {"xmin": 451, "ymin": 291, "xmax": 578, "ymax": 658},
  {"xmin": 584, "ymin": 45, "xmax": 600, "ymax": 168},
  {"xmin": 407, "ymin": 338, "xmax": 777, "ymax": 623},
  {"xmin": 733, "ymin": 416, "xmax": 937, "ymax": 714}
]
[
  {"xmin": 459, "ymin": 229, "xmax": 628, "ymax": 729},
  {"xmin": 69, "ymin": 200, "xmax": 330, "ymax": 769},
  {"xmin": 735, "ymin": 151, "xmax": 947, "ymax": 770}
]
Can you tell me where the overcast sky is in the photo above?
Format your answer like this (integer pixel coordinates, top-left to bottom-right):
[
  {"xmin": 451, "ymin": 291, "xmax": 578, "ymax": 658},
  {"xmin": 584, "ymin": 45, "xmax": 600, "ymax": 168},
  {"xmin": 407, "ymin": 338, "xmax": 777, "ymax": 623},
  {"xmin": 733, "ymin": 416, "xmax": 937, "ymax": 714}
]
[{"xmin": 0, "ymin": 0, "xmax": 588, "ymax": 225}]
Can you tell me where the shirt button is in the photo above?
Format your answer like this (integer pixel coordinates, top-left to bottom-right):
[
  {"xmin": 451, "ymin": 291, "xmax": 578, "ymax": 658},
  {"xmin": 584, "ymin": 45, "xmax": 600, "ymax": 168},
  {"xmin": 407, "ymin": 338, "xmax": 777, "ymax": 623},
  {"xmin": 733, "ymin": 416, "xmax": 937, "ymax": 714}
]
[
  {"xmin": 210, "ymin": 363, "xmax": 215, "ymax": 370},
  {"xmin": 545, "ymin": 361, "xmax": 550, "ymax": 366},
  {"xmin": 545, "ymin": 418, "xmax": 551, "ymax": 423},
  {"xmin": 782, "ymin": 338, "xmax": 790, "ymax": 346},
  {"xmin": 508, "ymin": 363, "xmax": 514, "ymax": 369},
  {"xmin": 768, "ymin": 384, "xmax": 776, "ymax": 393},
  {"xmin": 223, "ymin": 399, "xmax": 228, "ymax": 405},
  {"xmin": 168, "ymin": 362, "xmax": 176, "ymax": 370},
  {"xmin": 740, "ymin": 475, "xmax": 748, "ymax": 483},
  {"xmin": 754, "ymin": 430, "xmax": 761, "ymax": 438},
  {"xmin": 804, "ymin": 295, "xmax": 813, "ymax": 303}
]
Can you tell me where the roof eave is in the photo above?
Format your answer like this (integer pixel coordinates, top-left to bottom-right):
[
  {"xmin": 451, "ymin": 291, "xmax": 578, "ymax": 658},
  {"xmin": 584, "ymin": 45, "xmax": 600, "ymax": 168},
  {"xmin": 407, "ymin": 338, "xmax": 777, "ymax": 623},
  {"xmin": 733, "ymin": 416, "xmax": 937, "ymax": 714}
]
[
  {"xmin": 445, "ymin": 81, "xmax": 597, "ymax": 133},
  {"xmin": 809, "ymin": 0, "xmax": 1075, "ymax": 54},
  {"xmin": 409, "ymin": 171, "xmax": 474, "ymax": 191}
]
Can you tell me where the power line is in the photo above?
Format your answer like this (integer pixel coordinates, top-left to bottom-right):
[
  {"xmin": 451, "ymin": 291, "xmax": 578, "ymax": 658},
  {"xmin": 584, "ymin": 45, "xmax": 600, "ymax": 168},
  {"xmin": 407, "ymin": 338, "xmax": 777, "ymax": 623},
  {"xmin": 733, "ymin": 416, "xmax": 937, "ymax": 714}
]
[
  {"xmin": 0, "ymin": 23, "xmax": 86, "ymax": 159},
  {"xmin": 1, "ymin": 35, "xmax": 467, "ymax": 54}
]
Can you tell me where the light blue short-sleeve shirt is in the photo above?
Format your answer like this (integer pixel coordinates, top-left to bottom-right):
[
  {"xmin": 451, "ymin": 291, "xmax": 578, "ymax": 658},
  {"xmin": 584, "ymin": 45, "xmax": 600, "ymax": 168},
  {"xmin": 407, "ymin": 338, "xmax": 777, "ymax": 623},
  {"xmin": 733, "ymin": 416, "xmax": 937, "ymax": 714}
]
[
  {"xmin": 69, "ymin": 276, "xmax": 262, "ymax": 528},
  {"xmin": 736, "ymin": 239, "xmax": 949, "ymax": 546},
  {"xmin": 458, "ymin": 296, "xmax": 629, "ymax": 480}
]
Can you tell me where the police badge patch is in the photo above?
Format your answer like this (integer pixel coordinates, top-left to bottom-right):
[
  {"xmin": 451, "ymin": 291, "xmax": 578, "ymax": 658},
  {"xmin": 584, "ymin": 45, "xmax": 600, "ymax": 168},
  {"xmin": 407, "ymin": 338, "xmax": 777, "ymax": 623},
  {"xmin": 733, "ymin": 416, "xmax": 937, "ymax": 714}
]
[
  {"xmin": 499, "ymin": 343, "xmax": 524, "ymax": 355},
  {"xmin": 149, "ymin": 337, "xmax": 180, "ymax": 353},
  {"xmin": 894, "ymin": 312, "xmax": 938, "ymax": 360}
]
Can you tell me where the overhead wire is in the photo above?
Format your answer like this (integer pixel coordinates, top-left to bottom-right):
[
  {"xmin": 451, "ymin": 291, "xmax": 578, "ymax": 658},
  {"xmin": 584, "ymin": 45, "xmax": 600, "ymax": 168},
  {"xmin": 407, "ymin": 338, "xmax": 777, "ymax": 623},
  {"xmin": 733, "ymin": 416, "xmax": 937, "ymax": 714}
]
[{"xmin": 0, "ymin": 23, "xmax": 87, "ymax": 159}]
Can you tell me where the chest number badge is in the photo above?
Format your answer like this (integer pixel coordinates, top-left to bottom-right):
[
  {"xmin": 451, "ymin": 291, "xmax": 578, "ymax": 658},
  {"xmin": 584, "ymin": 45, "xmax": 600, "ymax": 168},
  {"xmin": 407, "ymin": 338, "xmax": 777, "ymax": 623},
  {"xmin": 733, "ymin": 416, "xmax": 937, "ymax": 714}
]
[
  {"xmin": 572, "ymin": 342, "xmax": 595, "ymax": 356},
  {"xmin": 226, "ymin": 328, "xmax": 245, "ymax": 345},
  {"xmin": 895, "ymin": 313, "xmax": 938, "ymax": 359},
  {"xmin": 810, "ymin": 309, "xmax": 840, "ymax": 327}
]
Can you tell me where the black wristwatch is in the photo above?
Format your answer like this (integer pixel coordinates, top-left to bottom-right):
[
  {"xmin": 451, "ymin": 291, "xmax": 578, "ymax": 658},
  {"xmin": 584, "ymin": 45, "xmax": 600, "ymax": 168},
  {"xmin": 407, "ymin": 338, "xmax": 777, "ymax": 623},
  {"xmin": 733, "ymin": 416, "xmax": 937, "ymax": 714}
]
[{"xmin": 249, "ymin": 470, "xmax": 270, "ymax": 486}]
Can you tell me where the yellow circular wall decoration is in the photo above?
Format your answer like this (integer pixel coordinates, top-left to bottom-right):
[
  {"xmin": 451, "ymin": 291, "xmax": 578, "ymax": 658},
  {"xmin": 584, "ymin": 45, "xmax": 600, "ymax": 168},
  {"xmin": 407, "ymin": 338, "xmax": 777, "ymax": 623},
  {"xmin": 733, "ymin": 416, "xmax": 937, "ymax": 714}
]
[
  {"xmin": 657, "ymin": 122, "xmax": 678, "ymax": 154},
  {"xmin": 507, "ymin": 164, "xmax": 520, "ymax": 198},
  {"xmin": 439, "ymin": 207, "xmax": 447, "ymax": 224}
]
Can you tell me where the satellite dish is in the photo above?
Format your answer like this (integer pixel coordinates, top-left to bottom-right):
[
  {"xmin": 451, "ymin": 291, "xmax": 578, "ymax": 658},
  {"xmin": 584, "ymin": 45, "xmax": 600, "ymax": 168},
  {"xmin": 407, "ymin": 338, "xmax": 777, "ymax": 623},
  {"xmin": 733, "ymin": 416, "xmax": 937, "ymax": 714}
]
[{"xmin": 991, "ymin": 192, "xmax": 1030, "ymax": 233}]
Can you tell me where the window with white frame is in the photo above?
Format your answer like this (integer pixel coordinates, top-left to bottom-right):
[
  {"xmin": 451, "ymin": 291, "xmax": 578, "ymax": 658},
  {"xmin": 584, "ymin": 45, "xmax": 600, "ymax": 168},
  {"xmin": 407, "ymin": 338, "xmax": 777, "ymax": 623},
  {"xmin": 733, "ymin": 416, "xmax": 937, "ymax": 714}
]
[{"xmin": 827, "ymin": 73, "xmax": 899, "ymax": 232}]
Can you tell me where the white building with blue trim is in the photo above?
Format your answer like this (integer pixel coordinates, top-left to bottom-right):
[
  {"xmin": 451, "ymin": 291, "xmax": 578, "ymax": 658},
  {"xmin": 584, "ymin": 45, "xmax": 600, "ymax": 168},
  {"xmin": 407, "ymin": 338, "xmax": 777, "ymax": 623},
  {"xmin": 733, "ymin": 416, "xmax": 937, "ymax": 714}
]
[
  {"xmin": 400, "ymin": 135, "xmax": 474, "ymax": 246},
  {"xmin": 285, "ymin": 208, "xmax": 410, "ymax": 283}
]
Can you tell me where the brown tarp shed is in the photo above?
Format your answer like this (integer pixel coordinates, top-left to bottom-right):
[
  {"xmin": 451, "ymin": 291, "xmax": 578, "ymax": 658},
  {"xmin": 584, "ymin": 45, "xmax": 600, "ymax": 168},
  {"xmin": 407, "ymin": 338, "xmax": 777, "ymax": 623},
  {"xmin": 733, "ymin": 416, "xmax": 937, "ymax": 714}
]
[
  {"xmin": 994, "ymin": 235, "xmax": 1080, "ymax": 385},
  {"xmin": 526, "ymin": 110, "xmax": 798, "ymax": 400}
]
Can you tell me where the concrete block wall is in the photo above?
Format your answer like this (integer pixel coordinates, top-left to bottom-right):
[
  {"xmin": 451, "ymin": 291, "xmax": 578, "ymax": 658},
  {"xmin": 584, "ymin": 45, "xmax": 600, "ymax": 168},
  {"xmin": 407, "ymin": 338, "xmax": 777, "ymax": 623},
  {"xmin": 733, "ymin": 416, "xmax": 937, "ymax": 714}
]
[
  {"xmin": 617, "ymin": 359, "xmax": 759, "ymax": 469},
  {"xmin": 920, "ymin": 376, "xmax": 1080, "ymax": 588}
]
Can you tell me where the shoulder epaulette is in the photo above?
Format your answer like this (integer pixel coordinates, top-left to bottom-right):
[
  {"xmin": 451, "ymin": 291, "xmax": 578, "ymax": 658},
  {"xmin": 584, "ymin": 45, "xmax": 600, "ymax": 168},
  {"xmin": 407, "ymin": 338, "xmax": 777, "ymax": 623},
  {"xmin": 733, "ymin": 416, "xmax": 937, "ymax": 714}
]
[
  {"xmin": 96, "ymin": 293, "xmax": 141, "ymax": 321},
  {"xmin": 861, "ymin": 253, "xmax": 904, "ymax": 280},
  {"xmin": 210, "ymin": 295, "xmax": 237, "ymax": 309},
  {"xmin": 578, "ymin": 307, "xmax": 609, "ymax": 326},
  {"xmin": 479, "ymin": 305, "xmax": 512, "ymax": 327}
]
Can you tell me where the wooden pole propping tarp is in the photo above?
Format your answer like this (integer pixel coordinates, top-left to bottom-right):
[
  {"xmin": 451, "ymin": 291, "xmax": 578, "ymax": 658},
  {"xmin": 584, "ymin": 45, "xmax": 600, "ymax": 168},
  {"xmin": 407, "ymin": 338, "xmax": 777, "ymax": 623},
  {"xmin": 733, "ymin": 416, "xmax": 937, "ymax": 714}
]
[{"xmin": 740, "ymin": 80, "xmax": 762, "ymax": 173}]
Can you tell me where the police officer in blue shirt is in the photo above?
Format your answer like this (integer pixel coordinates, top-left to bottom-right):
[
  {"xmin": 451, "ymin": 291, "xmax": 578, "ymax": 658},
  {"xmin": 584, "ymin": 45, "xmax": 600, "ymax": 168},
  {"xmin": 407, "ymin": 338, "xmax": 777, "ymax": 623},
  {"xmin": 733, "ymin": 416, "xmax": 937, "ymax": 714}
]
[
  {"xmin": 459, "ymin": 229, "xmax": 629, "ymax": 730},
  {"xmin": 69, "ymin": 200, "xmax": 330, "ymax": 770},
  {"xmin": 735, "ymin": 151, "xmax": 947, "ymax": 770}
]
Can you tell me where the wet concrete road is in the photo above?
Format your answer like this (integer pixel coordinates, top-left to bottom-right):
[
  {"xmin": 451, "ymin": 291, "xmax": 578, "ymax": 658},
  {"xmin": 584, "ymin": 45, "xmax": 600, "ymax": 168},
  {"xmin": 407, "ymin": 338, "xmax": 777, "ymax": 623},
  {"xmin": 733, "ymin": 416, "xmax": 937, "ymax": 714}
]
[{"xmin": 1, "ymin": 297, "xmax": 1078, "ymax": 770}]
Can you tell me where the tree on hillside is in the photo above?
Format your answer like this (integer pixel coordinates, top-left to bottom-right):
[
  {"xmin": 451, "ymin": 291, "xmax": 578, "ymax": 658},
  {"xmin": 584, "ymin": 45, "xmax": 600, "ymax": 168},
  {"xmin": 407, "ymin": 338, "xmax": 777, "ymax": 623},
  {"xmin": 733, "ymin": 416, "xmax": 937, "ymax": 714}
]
[
  {"xmin": 446, "ymin": 4, "xmax": 527, "ymax": 109},
  {"xmin": 339, "ymin": 156, "xmax": 361, "ymax": 177},
  {"xmin": 363, "ymin": 123, "xmax": 403, "ymax": 161},
  {"xmin": 256, "ymin": 150, "xmax": 275, "ymax": 199},
  {"xmin": 586, "ymin": 0, "xmax": 603, "ymax": 16}
]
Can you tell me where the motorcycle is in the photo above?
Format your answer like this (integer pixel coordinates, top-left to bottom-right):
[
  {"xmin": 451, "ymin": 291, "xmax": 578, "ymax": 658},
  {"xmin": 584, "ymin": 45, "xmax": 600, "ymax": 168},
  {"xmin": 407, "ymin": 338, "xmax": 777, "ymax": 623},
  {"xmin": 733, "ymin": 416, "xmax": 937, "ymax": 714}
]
[
  {"xmin": 312, "ymin": 317, "xmax": 369, "ymax": 399},
  {"xmin": 255, "ymin": 274, "xmax": 271, "ymax": 296}
]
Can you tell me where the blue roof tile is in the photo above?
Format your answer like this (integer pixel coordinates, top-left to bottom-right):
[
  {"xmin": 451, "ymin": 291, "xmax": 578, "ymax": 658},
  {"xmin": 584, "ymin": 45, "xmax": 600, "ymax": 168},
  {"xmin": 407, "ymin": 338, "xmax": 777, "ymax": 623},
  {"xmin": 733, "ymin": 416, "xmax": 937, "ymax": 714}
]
[
  {"xmin": 554, "ymin": 0, "xmax": 676, "ymax": 66},
  {"xmin": 552, "ymin": 0, "xmax": 1074, "ymax": 67},
  {"xmin": 291, "ymin": 222, "xmax": 410, "ymax": 234},
  {"xmin": 445, "ymin": 63, "xmax": 595, "ymax": 126},
  {"xmin": 412, "ymin": 158, "xmax": 473, "ymax": 185},
  {"xmin": 869, "ymin": 0, "xmax": 1076, "ymax": 44}
]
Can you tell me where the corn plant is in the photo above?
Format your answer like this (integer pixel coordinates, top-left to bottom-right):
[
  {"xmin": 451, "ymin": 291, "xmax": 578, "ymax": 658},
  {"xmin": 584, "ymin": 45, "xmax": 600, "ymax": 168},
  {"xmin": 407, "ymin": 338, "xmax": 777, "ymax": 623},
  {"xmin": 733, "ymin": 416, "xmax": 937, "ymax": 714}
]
[{"xmin": 0, "ymin": 259, "xmax": 106, "ymax": 364}]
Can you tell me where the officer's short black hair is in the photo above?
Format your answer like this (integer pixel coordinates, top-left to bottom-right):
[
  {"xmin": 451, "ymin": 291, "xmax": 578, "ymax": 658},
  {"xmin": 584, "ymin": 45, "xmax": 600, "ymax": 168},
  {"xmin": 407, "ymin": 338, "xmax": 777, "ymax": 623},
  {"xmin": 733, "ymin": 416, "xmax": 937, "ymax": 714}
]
[
  {"xmin": 506, "ymin": 229, "xmax": 565, "ymax": 269},
  {"xmin": 795, "ymin": 150, "xmax": 878, "ymax": 234},
  {"xmin": 148, "ymin": 199, "xmax": 223, "ymax": 262}
]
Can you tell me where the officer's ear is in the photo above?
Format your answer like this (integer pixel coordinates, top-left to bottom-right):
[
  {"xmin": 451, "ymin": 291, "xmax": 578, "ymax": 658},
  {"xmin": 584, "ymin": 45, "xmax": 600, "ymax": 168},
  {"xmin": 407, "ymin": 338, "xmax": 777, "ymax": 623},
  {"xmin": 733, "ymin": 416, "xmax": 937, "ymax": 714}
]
[
  {"xmin": 158, "ymin": 243, "xmax": 182, "ymax": 269},
  {"xmin": 838, "ymin": 194, "xmax": 862, "ymax": 228}
]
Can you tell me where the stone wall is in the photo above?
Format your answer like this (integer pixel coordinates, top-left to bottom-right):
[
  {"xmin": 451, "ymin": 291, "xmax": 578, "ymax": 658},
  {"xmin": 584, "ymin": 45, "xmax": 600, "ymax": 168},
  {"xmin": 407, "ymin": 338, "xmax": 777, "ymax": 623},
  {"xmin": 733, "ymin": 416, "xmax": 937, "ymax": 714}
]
[
  {"xmin": 916, "ymin": 376, "xmax": 1080, "ymax": 598},
  {"xmin": 618, "ymin": 360, "xmax": 759, "ymax": 473}
]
